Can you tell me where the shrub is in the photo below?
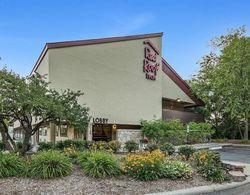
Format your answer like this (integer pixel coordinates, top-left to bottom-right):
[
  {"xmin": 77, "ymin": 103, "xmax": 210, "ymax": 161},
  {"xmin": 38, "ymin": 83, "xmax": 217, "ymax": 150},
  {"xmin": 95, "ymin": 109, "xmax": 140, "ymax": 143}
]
[
  {"xmin": 16, "ymin": 141, "xmax": 31, "ymax": 152},
  {"xmin": 141, "ymin": 119, "xmax": 166, "ymax": 143},
  {"xmin": 108, "ymin": 140, "xmax": 121, "ymax": 152},
  {"xmin": 38, "ymin": 142, "xmax": 54, "ymax": 151},
  {"xmin": 160, "ymin": 143, "xmax": 175, "ymax": 155},
  {"xmin": 77, "ymin": 150, "xmax": 93, "ymax": 166},
  {"xmin": 0, "ymin": 141, "xmax": 4, "ymax": 151},
  {"xmin": 55, "ymin": 140, "xmax": 86, "ymax": 151},
  {"xmin": 83, "ymin": 140, "xmax": 94, "ymax": 149},
  {"xmin": 123, "ymin": 149, "xmax": 165, "ymax": 181},
  {"xmin": 95, "ymin": 141, "xmax": 109, "ymax": 150},
  {"xmin": 141, "ymin": 119, "xmax": 186, "ymax": 145},
  {"xmin": 0, "ymin": 153, "xmax": 25, "ymax": 178},
  {"xmin": 163, "ymin": 120, "xmax": 186, "ymax": 145},
  {"xmin": 28, "ymin": 150, "xmax": 73, "ymax": 179},
  {"xmin": 193, "ymin": 150, "xmax": 229, "ymax": 182},
  {"xmin": 63, "ymin": 145, "xmax": 78, "ymax": 163},
  {"xmin": 178, "ymin": 145, "xmax": 196, "ymax": 160},
  {"xmin": 163, "ymin": 160, "xmax": 193, "ymax": 179},
  {"xmin": 55, "ymin": 140, "xmax": 65, "ymax": 150},
  {"xmin": 187, "ymin": 122, "xmax": 215, "ymax": 144},
  {"xmin": 82, "ymin": 151, "xmax": 120, "ymax": 178},
  {"xmin": 145, "ymin": 143, "xmax": 159, "ymax": 152},
  {"xmin": 193, "ymin": 150, "xmax": 220, "ymax": 167},
  {"xmin": 70, "ymin": 140, "xmax": 85, "ymax": 151},
  {"xmin": 124, "ymin": 140, "xmax": 139, "ymax": 152}
]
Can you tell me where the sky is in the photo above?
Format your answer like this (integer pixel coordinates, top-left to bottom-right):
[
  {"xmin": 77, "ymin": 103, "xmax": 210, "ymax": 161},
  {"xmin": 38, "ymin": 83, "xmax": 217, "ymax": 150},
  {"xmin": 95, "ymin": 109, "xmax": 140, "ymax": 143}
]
[{"xmin": 0, "ymin": 0, "xmax": 249, "ymax": 79}]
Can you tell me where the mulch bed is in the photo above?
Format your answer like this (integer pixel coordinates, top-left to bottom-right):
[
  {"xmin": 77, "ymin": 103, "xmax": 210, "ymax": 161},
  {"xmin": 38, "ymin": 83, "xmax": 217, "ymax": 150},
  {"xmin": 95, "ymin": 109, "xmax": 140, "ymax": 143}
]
[{"xmin": 0, "ymin": 166, "xmax": 215, "ymax": 195}]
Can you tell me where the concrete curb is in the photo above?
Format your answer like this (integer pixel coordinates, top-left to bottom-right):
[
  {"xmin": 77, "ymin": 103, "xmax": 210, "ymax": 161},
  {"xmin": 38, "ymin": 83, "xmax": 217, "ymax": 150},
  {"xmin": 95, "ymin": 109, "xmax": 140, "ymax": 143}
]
[{"xmin": 146, "ymin": 177, "xmax": 250, "ymax": 195}]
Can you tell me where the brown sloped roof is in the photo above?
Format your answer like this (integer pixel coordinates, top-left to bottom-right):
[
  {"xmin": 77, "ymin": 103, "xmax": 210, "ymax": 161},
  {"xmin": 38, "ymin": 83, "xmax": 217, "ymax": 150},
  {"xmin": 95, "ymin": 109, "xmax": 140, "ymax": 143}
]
[
  {"xmin": 162, "ymin": 59, "xmax": 205, "ymax": 106},
  {"xmin": 30, "ymin": 32, "xmax": 163, "ymax": 75}
]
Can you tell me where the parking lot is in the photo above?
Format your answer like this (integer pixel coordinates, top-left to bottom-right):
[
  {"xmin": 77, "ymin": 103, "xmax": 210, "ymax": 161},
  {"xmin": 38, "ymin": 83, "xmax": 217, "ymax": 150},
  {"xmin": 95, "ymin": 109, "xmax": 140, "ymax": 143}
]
[{"xmin": 218, "ymin": 146, "xmax": 250, "ymax": 164}]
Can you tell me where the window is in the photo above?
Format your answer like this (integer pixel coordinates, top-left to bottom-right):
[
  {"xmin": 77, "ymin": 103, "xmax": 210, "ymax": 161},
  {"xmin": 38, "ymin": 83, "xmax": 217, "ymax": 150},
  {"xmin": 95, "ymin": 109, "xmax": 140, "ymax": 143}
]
[
  {"xmin": 43, "ymin": 128, "xmax": 47, "ymax": 136},
  {"xmin": 39, "ymin": 128, "xmax": 42, "ymax": 136},
  {"xmin": 60, "ymin": 125, "xmax": 68, "ymax": 137}
]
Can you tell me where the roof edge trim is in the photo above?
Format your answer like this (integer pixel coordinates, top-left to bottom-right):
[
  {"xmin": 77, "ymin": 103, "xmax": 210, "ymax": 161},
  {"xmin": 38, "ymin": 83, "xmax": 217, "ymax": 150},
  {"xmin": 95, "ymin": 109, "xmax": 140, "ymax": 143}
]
[
  {"xmin": 30, "ymin": 32, "xmax": 163, "ymax": 75},
  {"xmin": 162, "ymin": 58, "xmax": 205, "ymax": 106}
]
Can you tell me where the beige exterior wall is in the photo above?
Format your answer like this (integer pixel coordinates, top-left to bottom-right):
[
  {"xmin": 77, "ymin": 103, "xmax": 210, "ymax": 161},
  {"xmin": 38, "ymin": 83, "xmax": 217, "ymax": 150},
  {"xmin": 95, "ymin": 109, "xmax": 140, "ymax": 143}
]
[
  {"xmin": 162, "ymin": 73, "xmax": 195, "ymax": 104},
  {"xmin": 48, "ymin": 37, "xmax": 163, "ymax": 125},
  {"xmin": 36, "ymin": 51, "xmax": 49, "ymax": 81}
]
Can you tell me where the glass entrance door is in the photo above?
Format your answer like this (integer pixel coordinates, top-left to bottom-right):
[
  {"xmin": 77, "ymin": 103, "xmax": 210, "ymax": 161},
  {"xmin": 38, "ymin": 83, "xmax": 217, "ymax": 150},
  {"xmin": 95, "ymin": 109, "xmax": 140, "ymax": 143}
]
[{"xmin": 92, "ymin": 124, "xmax": 112, "ymax": 141}]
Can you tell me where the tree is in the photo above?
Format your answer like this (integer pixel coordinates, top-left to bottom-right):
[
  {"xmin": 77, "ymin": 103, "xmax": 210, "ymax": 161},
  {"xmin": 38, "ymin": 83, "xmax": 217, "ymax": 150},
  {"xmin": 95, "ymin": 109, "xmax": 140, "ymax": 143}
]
[
  {"xmin": 191, "ymin": 26, "xmax": 250, "ymax": 139},
  {"xmin": 0, "ymin": 67, "xmax": 90, "ymax": 155}
]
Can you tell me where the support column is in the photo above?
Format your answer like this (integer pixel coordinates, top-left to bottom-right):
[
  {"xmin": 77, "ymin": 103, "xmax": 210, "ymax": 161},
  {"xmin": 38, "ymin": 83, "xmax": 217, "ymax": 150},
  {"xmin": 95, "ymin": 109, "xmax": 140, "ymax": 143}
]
[
  {"xmin": 86, "ymin": 123, "xmax": 92, "ymax": 141},
  {"xmin": 50, "ymin": 122, "xmax": 56, "ymax": 144}
]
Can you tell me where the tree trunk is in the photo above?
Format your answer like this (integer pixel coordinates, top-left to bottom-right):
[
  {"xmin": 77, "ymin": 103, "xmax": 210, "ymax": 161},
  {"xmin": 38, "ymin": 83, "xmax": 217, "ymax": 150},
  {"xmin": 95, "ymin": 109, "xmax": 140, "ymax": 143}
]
[
  {"xmin": 21, "ymin": 131, "xmax": 31, "ymax": 155},
  {"xmin": 0, "ymin": 120, "xmax": 16, "ymax": 151},
  {"xmin": 244, "ymin": 118, "xmax": 249, "ymax": 140}
]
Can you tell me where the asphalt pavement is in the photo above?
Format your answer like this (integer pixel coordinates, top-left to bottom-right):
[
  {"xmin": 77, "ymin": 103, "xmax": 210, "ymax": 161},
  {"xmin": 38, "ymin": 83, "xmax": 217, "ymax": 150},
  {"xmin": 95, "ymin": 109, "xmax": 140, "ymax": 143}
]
[{"xmin": 217, "ymin": 146, "xmax": 250, "ymax": 164}]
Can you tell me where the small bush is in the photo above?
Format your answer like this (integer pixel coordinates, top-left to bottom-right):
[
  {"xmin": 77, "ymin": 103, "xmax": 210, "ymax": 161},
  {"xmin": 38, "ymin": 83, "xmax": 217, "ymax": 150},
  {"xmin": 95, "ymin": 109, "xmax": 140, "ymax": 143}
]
[
  {"xmin": 0, "ymin": 141, "xmax": 5, "ymax": 151},
  {"xmin": 108, "ymin": 140, "xmax": 121, "ymax": 152},
  {"xmin": 63, "ymin": 145, "xmax": 78, "ymax": 163},
  {"xmin": 16, "ymin": 141, "xmax": 31, "ymax": 152},
  {"xmin": 141, "ymin": 119, "xmax": 186, "ymax": 145},
  {"xmin": 178, "ymin": 145, "xmax": 196, "ymax": 160},
  {"xmin": 160, "ymin": 143, "xmax": 175, "ymax": 155},
  {"xmin": 163, "ymin": 160, "xmax": 193, "ymax": 179},
  {"xmin": 83, "ymin": 140, "xmax": 94, "ymax": 149},
  {"xmin": 77, "ymin": 150, "xmax": 93, "ymax": 166},
  {"xmin": 125, "ymin": 140, "xmax": 139, "ymax": 152},
  {"xmin": 123, "ymin": 149, "xmax": 165, "ymax": 181},
  {"xmin": 28, "ymin": 150, "xmax": 73, "ymax": 179},
  {"xmin": 193, "ymin": 150, "xmax": 229, "ymax": 182},
  {"xmin": 82, "ymin": 151, "xmax": 120, "ymax": 178},
  {"xmin": 145, "ymin": 143, "xmax": 159, "ymax": 152},
  {"xmin": 0, "ymin": 153, "xmax": 25, "ymax": 178},
  {"xmin": 95, "ymin": 141, "xmax": 109, "ymax": 150},
  {"xmin": 38, "ymin": 142, "xmax": 54, "ymax": 151},
  {"xmin": 187, "ymin": 122, "xmax": 214, "ymax": 144}
]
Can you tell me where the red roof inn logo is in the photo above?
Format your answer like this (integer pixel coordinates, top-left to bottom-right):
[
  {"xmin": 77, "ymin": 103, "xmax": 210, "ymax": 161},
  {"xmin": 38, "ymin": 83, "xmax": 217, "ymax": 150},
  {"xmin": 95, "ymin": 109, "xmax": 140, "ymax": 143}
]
[{"xmin": 143, "ymin": 40, "xmax": 160, "ymax": 80}]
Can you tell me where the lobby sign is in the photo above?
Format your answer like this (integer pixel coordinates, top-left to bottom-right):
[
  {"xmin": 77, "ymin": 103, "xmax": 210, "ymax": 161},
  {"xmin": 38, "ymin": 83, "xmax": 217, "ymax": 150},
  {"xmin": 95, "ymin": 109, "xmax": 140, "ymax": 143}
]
[
  {"xmin": 92, "ymin": 118, "xmax": 108, "ymax": 124},
  {"xmin": 143, "ymin": 40, "xmax": 160, "ymax": 80}
]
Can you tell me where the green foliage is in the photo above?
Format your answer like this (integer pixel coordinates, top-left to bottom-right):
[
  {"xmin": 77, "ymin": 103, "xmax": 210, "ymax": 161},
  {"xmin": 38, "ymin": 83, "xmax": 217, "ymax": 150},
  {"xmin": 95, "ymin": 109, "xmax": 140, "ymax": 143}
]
[
  {"xmin": 81, "ymin": 151, "xmax": 120, "ymax": 178},
  {"xmin": 187, "ymin": 122, "xmax": 215, "ymax": 143},
  {"xmin": 0, "ymin": 141, "xmax": 4, "ymax": 151},
  {"xmin": 163, "ymin": 120, "xmax": 186, "ymax": 145},
  {"xmin": 95, "ymin": 141, "xmax": 109, "ymax": 150},
  {"xmin": 178, "ymin": 145, "xmax": 196, "ymax": 160},
  {"xmin": 141, "ymin": 119, "xmax": 186, "ymax": 145},
  {"xmin": 38, "ymin": 142, "xmax": 54, "ymax": 151},
  {"xmin": 190, "ymin": 26, "xmax": 250, "ymax": 140},
  {"xmin": 141, "ymin": 119, "xmax": 166, "ymax": 143},
  {"xmin": 77, "ymin": 150, "xmax": 93, "ymax": 166},
  {"xmin": 125, "ymin": 140, "xmax": 139, "ymax": 152},
  {"xmin": 0, "ymin": 153, "xmax": 25, "ymax": 178},
  {"xmin": 55, "ymin": 140, "xmax": 91, "ymax": 151},
  {"xmin": 159, "ymin": 143, "xmax": 175, "ymax": 155},
  {"xmin": 63, "ymin": 145, "xmax": 78, "ymax": 163},
  {"xmin": 145, "ymin": 143, "xmax": 159, "ymax": 152},
  {"xmin": 193, "ymin": 150, "xmax": 229, "ymax": 182},
  {"xmin": 123, "ymin": 150, "xmax": 165, "ymax": 181},
  {"xmin": 16, "ymin": 141, "xmax": 31, "ymax": 152},
  {"xmin": 108, "ymin": 140, "xmax": 121, "ymax": 152},
  {"xmin": 27, "ymin": 150, "xmax": 73, "ymax": 179},
  {"xmin": 163, "ymin": 160, "xmax": 193, "ymax": 179},
  {"xmin": 0, "ymin": 67, "xmax": 90, "ymax": 155}
]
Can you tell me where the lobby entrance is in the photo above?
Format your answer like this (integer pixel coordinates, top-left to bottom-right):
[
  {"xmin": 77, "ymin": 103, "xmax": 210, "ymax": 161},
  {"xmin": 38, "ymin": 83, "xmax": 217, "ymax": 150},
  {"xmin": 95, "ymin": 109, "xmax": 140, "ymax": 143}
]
[{"xmin": 92, "ymin": 124, "xmax": 113, "ymax": 141}]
